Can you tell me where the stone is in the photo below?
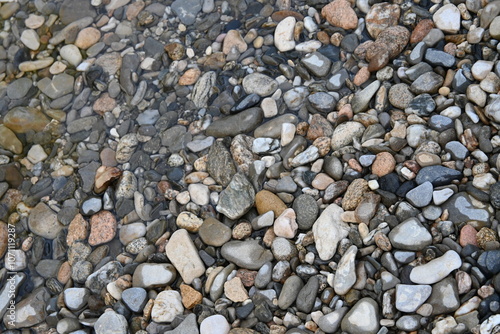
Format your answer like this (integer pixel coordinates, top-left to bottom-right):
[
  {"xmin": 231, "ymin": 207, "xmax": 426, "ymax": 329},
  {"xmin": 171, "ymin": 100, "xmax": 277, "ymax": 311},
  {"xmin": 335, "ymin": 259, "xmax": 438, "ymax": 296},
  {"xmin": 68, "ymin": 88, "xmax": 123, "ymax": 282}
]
[
  {"xmin": 221, "ymin": 240, "xmax": 274, "ymax": 270},
  {"xmin": 293, "ymin": 194, "xmax": 319, "ymax": 230},
  {"xmin": 176, "ymin": 211, "xmax": 204, "ymax": 232},
  {"xmin": 151, "ymin": 290, "xmax": 184, "ymax": 323},
  {"xmin": 164, "ymin": 313, "xmax": 199, "ymax": 334},
  {"xmin": 88, "ymin": 211, "xmax": 116, "ymax": 246},
  {"xmin": 321, "ymin": 0, "xmax": 358, "ymax": 30},
  {"xmin": 4, "ymin": 288, "xmax": 50, "ymax": 329},
  {"xmin": 274, "ymin": 208, "xmax": 298, "ymax": 239},
  {"xmin": 122, "ymin": 288, "xmax": 147, "ymax": 313},
  {"xmin": 7, "ymin": 78, "xmax": 32, "ymax": 100},
  {"xmin": 37, "ymin": 73, "xmax": 74, "ymax": 99},
  {"xmin": 365, "ymin": 3, "xmax": 400, "ymax": 38},
  {"xmin": 64, "ymin": 288, "xmax": 90, "ymax": 311},
  {"xmin": 388, "ymin": 217, "xmax": 432, "ymax": 251},
  {"xmin": 410, "ymin": 250, "xmax": 462, "ymax": 284},
  {"xmin": 200, "ymin": 315, "xmax": 231, "ymax": 334},
  {"xmin": 406, "ymin": 181, "xmax": 433, "ymax": 208},
  {"xmin": 165, "ymin": 229, "xmax": 205, "ymax": 284},
  {"xmin": 372, "ymin": 152, "xmax": 396, "ymax": 177},
  {"xmin": 318, "ymin": 307, "xmax": 348, "ymax": 333},
  {"xmin": 242, "ymin": 73, "xmax": 278, "ymax": 97},
  {"xmin": 199, "ymin": 217, "xmax": 232, "ymax": 247},
  {"xmin": 312, "ymin": 204, "xmax": 350, "ymax": 261},
  {"xmin": 60, "ymin": 45, "xmax": 82, "ymax": 67},
  {"xmin": 274, "ymin": 16, "xmax": 296, "ymax": 52},
  {"xmin": 433, "ymin": 4, "xmax": 461, "ymax": 33},
  {"xmin": 442, "ymin": 192, "xmax": 491, "ymax": 224},
  {"xmin": 302, "ymin": 52, "xmax": 332, "ymax": 77},
  {"xmin": 331, "ymin": 121, "xmax": 365, "ymax": 150},
  {"xmin": 59, "ymin": 0, "xmax": 96, "ymax": 25},
  {"xmin": 207, "ymin": 141, "xmax": 237, "ymax": 187},
  {"xmin": 416, "ymin": 166, "xmax": 462, "ymax": 186},
  {"xmin": 0, "ymin": 125, "xmax": 23, "ymax": 154},
  {"xmin": 224, "ymin": 277, "xmax": 249, "ymax": 302},
  {"xmin": 28, "ymin": 203, "xmax": 63, "ymax": 239},
  {"xmin": 342, "ymin": 179, "xmax": 369, "ymax": 211},
  {"xmin": 192, "ymin": 71, "xmax": 216, "ymax": 108},
  {"xmin": 20, "ymin": 29, "xmax": 40, "ymax": 50},
  {"xmin": 75, "ymin": 27, "xmax": 101, "ymax": 49},
  {"xmin": 255, "ymin": 190, "xmax": 287, "ymax": 217},
  {"xmin": 171, "ymin": 0, "xmax": 202, "ymax": 25},
  {"xmin": 206, "ymin": 108, "xmax": 263, "ymax": 137},
  {"xmin": 395, "ymin": 284, "xmax": 432, "ymax": 312},
  {"xmin": 133, "ymin": 263, "xmax": 176, "ymax": 288},
  {"xmin": 4, "ymin": 106, "xmax": 50, "ymax": 134},
  {"xmin": 223, "ymin": 30, "xmax": 247, "ymax": 55},
  {"xmin": 427, "ymin": 276, "xmax": 460, "ymax": 315},
  {"xmin": 341, "ymin": 297, "xmax": 379, "ymax": 334},
  {"xmin": 180, "ymin": 284, "xmax": 203, "ymax": 309},
  {"xmin": 217, "ymin": 172, "xmax": 255, "ymax": 220},
  {"xmin": 334, "ymin": 245, "xmax": 357, "ymax": 295}
]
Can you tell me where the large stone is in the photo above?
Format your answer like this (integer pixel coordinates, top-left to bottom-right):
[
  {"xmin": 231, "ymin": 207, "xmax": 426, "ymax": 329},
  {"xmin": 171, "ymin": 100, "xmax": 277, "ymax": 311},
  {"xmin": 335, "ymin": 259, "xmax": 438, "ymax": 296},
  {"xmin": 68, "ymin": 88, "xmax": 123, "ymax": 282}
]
[
  {"xmin": 242, "ymin": 73, "xmax": 278, "ymax": 97},
  {"xmin": 205, "ymin": 107, "xmax": 264, "ymax": 137},
  {"xmin": 388, "ymin": 217, "xmax": 432, "ymax": 251},
  {"xmin": 331, "ymin": 121, "xmax": 365, "ymax": 150},
  {"xmin": 217, "ymin": 173, "xmax": 255, "ymax": 220},
  {"xmin": 312, "ymin": 204, "xmax": 350, "ymax": 260},
  {"xmin": 132, "ymin": 263, "xmax": 177, "ymax": 288},
  {"xmin": 165, "ymin": 229, "xmax": 205, "ymax": 284},
  {"xmin": 37, "ymin": 73, "xmax": 74, "ymax": 99},
  {"xmin": 410, "ymin": 250, "xmax": 462, "ymax": 284},
  {"xmin": 395, "ymin": 284, "xmax": 432, "ymax": 312},
  {"xmin": 3, "ymin": 288, "xmax": 50, "ymax": 329},
  {"xmin": 341, "ymin": 298, "xmax": 380, "ymax": 334},
  {"xmin": 442, "ymin": 192, "xmax": 492, "ymax": 224},
  {"xmin": 0, "ymin": 125, "xmax": 23, "ymax": 154},
  {"xmin": 221, "ymin": 240, "xmax": 274, "ymax": 270},
  {"xmin": 207, "ymin": 141, "xmax": 237, "ymax": 187},
  {"xmin": 28, "ymin": 203, "xmax": 63, "ymax": 239},
  {"xmin": 334, "ymin": 245, "xmax": 357, "ymax": 295},
  {"xmin": 171, "ymin": 0, "xmax": 201, "ymax": 25},
  {"xmin": 4, "ymin": 107, "xmax": 50, "ymax": 134}
]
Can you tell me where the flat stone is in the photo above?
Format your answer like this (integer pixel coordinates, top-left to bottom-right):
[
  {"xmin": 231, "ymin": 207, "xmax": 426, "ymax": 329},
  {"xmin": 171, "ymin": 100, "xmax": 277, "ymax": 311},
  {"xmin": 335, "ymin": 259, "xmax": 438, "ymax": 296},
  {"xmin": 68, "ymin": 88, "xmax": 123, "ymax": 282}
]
[
  {"xmin": 442, "ymin": 192, "xmax": 492, "ymax": 223},
  {"xmin": 302, "ymin": 52, "xmax": 332, "ymax": 77},
  {"xmin": 221, "ymin": 240, "xmax": 274, "ymax": 270},
  {"xmin": 171, "ymin": 0, "xmax": 201, "ymax": 25},
  {"xmin": 206, "ymin": 108, "xmax": 263, "ymax": 138},
  {"xmin": 242, "ymin": 73, "xmax": 278, "ymax": 97},
  {"xmin": 334, "ymin": 245, "xmax": 357, "ymax": 295},
  {"xmin": 217, "ymin": 172, "xmax": 255, "ymax": 220},
  {"xmin": 151, "ymin": 290, "xmax": 184, "ymax": 323},
  {"xmin": 395, "ymin": 284, "xmax": 432, "ymax": 312},
  {"xmin": 312, "ymin": 204, "xmax": 350, "ymax": 261},
  {"xmin": 37, "ymin": 73, "xmax": 74, "ymax": 99},
  {"xmin": 410, "ymin": 250, "xmax": 462, "ymax": 284},
  {"xmin": 433, "ymin": 3, "xmax": 460, "ymax": 33},
  {"xmin": 406, "ymin": 181, "xmax": 433, "ymax": 207},
  {"xmin": 4, "ymin": 288, "xmax": 50, "ymax": 329},
  {"xmin": 4, "ymin": 106, "xmax": 50, "ymax": 134},
  {"xmin": 321, "ymin": 0, "xmax": 358, "ymax": 30},
  {"xmin": 165, "ymin": 229, "xmax": 205, "ymax": 284},
  {"xmin": 28, "ymin": 203, "xmax": 63, "ymax": 239},
  {"xmin": 132, "ymin": 263, "xmax": 176, "ymax": 288},
  {"xmin": 341, "ymin": 297, "xmax": 380, "ymax": 334},
  {"xmin": 388, "ymin": 217, "xmax": 432, "ymax": 251},
  {"xmin": 416, "ymin": 166, "xmax": 462, "ymax": 186},
  {"xmin": 199, "ymin": 217, "xmax": 232, "ymax": 247}
]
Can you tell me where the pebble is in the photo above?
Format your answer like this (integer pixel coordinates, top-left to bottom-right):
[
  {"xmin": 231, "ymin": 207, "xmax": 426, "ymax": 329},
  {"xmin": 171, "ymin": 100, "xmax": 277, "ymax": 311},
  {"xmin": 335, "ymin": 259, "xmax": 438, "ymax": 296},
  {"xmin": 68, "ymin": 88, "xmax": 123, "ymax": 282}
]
[
  {"xmin": 274, "ymin": 16, "xmax": 296, "ymax": 52},
  {"xmin": 312, "ymin": 204, "xmax": 350, "ymax": 260},
  {"xmin": 165, "ymin": 229, "xmax": 205, "ymax": 284},
  {"xmin": 410, "ymin": 250, "xmax": 462, "ymax": 284},
  {"xmin": 388, "ymin": 217, "xmax": 432, "ymax": 251},
  {"xmin": 151, "ymin": 290, "xmax": 184, "ymax": 323},
  {"xmin": 341, "ymin": 297, "xmax": 380, "ymax": 334}
]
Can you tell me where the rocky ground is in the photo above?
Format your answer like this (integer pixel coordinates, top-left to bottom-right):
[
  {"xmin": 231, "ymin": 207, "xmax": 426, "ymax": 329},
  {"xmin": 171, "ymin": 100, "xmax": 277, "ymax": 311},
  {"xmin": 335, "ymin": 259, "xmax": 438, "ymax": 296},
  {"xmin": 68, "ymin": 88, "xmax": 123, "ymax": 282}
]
[{"xmin": 1, "ymin": 0, "xmax": 500, "ymax": 333}]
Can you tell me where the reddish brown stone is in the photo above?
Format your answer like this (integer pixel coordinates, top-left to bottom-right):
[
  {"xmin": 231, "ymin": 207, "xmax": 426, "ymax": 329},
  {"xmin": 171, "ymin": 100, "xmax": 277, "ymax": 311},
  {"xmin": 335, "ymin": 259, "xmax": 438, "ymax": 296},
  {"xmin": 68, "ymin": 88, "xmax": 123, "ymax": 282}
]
[
  {"xmin": 306, "ymin": 114, "xmax": 334, "ymax": 141},
  {"xmin": 271, "ymin": 10, "xmax": 304, "ymax": 22},
  {"xmin": 236, "ymin": 269, "xmax": 258, "ymax": 287},
  {"xmin": 88, "ymin": 211, "xmax": 117, "ymax": 246},
  {"xmin": 255, "ymin": 190, "xmax": 287, "ymax": 217},
  {"xmin": 372, "ymin": 152, "xmax": 396, "ymax": 177},
  {"xmin": 93, "ymin": 93, "xmax": 116, "ymax": 115},
  {"xmin": 365, "ymin": 3, "xmax": 401, "ymax": 38},
  {"xmin": 410, "ymin": 19, "xmax": 434, "ymax": 44},
  {"xmin": 164, "ymin": 42, "xmax": 185, "ymax": 60},
  {"xmin": 67, "ymin": 213, "xmax": 89, "ymax": 246},
  {"xmin": 459, "ymin": 225, "xmax": 478, "ymax": 247},
  {"xmin": 94, "ymin": 165, "xmax": 122, "ymax": 193},
  {"xmin": 179, "ymin": 68, "xmax": 201, "ymax": 86},
  {"xmin": 321, "ymin": 0, "xmax": 358, "ymax": 30}
]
